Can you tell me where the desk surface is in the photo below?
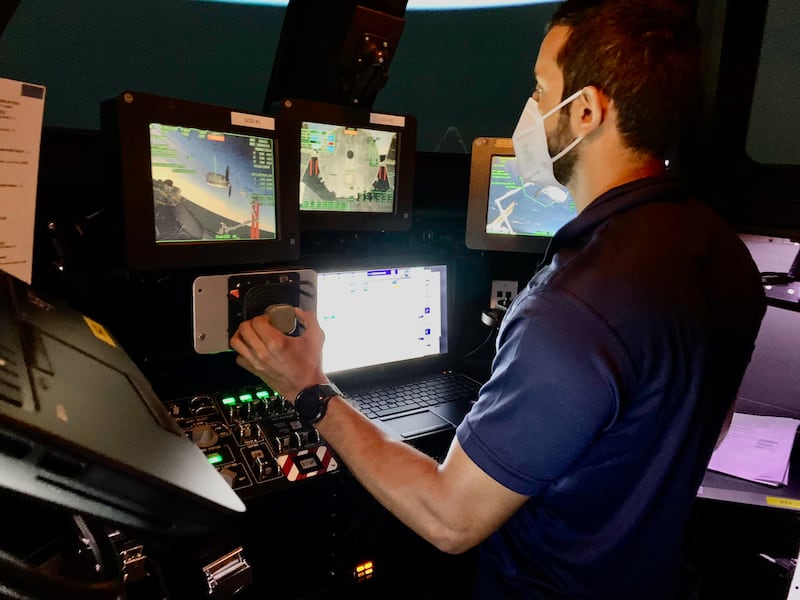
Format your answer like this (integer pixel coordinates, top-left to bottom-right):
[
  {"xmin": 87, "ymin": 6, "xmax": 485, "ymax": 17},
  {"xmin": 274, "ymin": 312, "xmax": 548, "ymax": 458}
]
[{"xmin": 699, "ymin": 469, "xmax": 800, "ymax": 511}]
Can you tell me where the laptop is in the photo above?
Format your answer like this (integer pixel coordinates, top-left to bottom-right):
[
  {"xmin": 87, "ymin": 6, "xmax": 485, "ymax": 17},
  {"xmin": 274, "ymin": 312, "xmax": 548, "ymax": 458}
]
[
  {"xmin": 315, "ymin": 261, "xmax": 482, "ymax": 441},
  {"xmin": 0, "ymin": 271, "xmax": 245, "ymax": 535}
]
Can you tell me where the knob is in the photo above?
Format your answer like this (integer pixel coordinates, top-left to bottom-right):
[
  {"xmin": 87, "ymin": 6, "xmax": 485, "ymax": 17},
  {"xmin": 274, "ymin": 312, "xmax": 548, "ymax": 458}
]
[{"xmin": 191, "ymin": 424, "xmax": 218, "ymax": 448}]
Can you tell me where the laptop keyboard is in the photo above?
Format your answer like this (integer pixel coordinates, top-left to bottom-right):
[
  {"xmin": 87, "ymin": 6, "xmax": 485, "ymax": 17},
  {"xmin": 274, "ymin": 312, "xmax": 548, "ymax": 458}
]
[{"xmin": 346, "ymin": 372, "xmax": 481, "ymax": 419}]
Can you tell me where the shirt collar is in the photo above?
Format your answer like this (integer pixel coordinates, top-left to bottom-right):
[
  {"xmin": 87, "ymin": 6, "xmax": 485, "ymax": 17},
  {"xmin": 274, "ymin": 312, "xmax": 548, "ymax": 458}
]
[{"xmin": 540, "ymin": 174, "xmax": 687, "ymax": 267}]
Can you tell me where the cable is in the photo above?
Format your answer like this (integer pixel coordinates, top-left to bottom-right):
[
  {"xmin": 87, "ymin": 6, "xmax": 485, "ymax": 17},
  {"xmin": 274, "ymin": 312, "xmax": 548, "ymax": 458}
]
[{"xmin": 464, "ymin": 327, "xmax": 497, "ymax": 358}]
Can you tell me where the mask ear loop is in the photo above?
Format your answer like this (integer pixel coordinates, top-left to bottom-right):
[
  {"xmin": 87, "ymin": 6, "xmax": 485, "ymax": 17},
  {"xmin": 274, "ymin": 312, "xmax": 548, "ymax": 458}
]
[
  {"xmin": 541, "ymin": 88, "xmax": 586, "ymax": 162},
  {"xmin": 551, "ymin": 135, "xmax": 583, "ymax": 162},
  {"xmin": 541, "ymin": 88, "xmax": 585, "ymax": 120}
]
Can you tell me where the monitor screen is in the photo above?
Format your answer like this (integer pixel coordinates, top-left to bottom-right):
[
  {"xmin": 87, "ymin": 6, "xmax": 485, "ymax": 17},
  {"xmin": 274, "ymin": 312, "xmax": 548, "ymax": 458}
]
[
  {"xmin": 465, "ymin": 136, "xmax": 577, "ymax": 254},
  {"xmin": 315, "ymin": 262, "xmax": 448, "ymax": 374},
  {"xmin": 150, "ymin": 123, "xmax": 278, "ymax": 243},
  {"xmin": 102, "ymin": 91, "xmax": 300, "ymax": 271},
  {"xmin": 299, "ymin": 121, "xmax": 398, "ymax": 214},
  {"xmin": 278, "ymin": 98, "xmax": 416, "ymax": 231}
]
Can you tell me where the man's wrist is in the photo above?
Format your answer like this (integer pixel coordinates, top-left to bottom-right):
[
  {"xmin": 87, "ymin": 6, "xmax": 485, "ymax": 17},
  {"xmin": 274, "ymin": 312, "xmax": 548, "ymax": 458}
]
[{"xmin": 294, "ymin": 382, "xmax": 342, "ymax": 425}]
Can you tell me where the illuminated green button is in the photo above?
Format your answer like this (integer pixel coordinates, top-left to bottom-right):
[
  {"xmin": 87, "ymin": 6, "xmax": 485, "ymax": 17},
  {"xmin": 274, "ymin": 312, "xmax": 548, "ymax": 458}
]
[
  {"xmin": 207, "ymin": 453, "xmax": 223, "ymax": 465},
  {"xmin": 221, "ymin": 396, "xmax": 236, "ymax": 406},
  {"xmin": 239, "ymin": 394, "xmax": 254, "ymax": 403},
  {"xmin": 256, "ymin": 390, "xmax": 270, "ymax": 400}
]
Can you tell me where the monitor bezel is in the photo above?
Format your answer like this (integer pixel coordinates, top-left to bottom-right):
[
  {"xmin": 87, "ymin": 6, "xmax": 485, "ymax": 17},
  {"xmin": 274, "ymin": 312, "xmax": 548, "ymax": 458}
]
[
  {"xmin": 466, "ymin": 136, "xmax": 562, "ymax": 255},
  {"xmin": 102, "ymin": 90, "xmax": 300, "ymax": 272},
  {"xmin": 276, "ymin": 98, "xmax": 416, "ymax": 232}
]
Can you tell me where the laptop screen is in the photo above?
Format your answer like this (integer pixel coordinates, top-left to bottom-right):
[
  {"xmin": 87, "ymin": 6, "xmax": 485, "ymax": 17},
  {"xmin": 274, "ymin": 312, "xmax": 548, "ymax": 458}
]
[{"xmin": 316, "ymin": 264, "xmax": 449, "ymax": 374}]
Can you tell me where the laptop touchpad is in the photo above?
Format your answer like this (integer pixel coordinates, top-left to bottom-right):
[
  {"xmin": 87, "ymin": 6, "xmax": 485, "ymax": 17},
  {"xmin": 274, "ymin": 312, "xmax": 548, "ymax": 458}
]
[{"xmin": 381, "ymin": 411, "xmax": 451, "ymax": 439}]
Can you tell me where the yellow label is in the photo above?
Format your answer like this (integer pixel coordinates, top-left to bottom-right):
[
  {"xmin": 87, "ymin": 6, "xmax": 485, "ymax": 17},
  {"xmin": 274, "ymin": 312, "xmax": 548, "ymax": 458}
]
[
  {"xmin": 766, "ymin": 496, "xmax": 800, "ymax": 510},
  {"xmin": 82, "ymin": 316, "xmax": 117, "ymax": 347}
]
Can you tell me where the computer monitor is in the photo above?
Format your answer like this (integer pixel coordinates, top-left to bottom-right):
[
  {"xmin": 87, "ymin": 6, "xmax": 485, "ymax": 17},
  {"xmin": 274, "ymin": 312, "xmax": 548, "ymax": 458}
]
[
  {"xmin": 101, "ymin": 91, "xmax": 300, "ymax": 271},
  {"xmin": 276, "ymin": 98, "xmax": 416, "ymax": 232},
  {"xmin": 465, "ymin": 137, "xmax": 577, "ymax": 254},
  {"xmin": 315, "ymin": 262, "xmax": 448, "ymax": 374}
]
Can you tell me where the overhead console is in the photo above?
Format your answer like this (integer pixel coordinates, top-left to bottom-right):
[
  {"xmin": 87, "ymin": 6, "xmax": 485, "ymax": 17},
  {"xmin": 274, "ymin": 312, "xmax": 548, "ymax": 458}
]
[{"xmin": 264, "ymin": 0, "xmax": 408, "ymax": 111}]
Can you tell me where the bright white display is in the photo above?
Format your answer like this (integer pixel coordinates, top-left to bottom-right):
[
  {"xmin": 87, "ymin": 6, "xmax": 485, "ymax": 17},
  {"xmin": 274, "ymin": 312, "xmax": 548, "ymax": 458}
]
[{"xmin": 316, "ymin": 266, "xmax": 446, "ymax": 373}]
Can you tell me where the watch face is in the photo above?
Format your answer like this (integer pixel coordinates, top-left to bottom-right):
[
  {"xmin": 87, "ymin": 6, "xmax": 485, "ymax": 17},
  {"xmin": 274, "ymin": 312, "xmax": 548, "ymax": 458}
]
[
  {"xmin": 296, "ymin": 389, "xmax": 322, "ymax": 420},
  {"xmin": 294, "ymin": 383, "xmax": 339, "ymax": 424}
]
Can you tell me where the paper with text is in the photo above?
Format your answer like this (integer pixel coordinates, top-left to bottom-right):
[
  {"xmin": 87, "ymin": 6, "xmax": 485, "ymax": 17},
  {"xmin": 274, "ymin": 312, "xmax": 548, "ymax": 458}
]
[
  {"xmin": 708, "ymin": 412, "xmax": 800, "ymax": 487},
  {"xmin": 0, "ymin": 77, "xmax": 46, "ymax": 283}
]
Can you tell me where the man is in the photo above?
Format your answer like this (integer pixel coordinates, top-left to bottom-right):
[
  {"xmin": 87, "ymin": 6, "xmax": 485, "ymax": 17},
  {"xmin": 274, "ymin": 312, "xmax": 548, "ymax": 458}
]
[{"xmin": 230, "ymin": 1, "xmax": 766, "ymax": 597}]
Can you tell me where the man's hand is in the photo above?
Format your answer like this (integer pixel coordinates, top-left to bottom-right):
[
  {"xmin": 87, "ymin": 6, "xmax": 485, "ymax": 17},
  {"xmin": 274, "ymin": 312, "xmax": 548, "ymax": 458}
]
[{"xmin": 230, "ymin": 307, "xmax": 327, "ymax": 403}]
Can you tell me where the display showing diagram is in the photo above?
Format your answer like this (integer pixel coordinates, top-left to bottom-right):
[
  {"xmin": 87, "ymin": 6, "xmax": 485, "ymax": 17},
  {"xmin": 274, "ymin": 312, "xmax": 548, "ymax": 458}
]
[
  {"xmin": 486, "ymin": 155, "xmax": 577, "ymax": 238},
  {"xmin": 299, "ymin": 121, "xmax": 397, "ymax": 214}
]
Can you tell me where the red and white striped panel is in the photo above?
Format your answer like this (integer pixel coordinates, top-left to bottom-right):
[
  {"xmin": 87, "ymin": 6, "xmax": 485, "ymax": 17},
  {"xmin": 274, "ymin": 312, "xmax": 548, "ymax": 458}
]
[{"xmin": 277, "ymin": 445, "xmax": 339, "ymax": 482}]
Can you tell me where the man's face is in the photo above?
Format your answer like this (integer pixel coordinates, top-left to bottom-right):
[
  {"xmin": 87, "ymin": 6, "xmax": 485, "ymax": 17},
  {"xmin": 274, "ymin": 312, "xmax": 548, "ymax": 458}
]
[{"xmin": 534, "ymin": 25, "xmax": 578, "ymax": 185}]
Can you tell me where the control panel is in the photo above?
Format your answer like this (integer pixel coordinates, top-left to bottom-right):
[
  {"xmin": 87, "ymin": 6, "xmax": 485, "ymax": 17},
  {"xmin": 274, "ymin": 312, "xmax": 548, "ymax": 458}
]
[{"xmin": 165, "ymin": 384, "xmax": 339, "ymax": 499}]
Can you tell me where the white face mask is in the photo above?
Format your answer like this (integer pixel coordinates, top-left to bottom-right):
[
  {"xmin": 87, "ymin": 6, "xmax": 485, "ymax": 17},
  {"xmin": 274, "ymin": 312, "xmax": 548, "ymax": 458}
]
[{"xmin": 511, "ymin": 89, "xmax": 584, "ymax": 188}]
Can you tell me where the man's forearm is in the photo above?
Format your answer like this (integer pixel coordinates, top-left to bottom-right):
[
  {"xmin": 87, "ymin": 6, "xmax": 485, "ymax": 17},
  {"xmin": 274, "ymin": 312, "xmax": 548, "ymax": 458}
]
[{"xmin": 314, "ymin": 396, "xmax": 479, "ymax": 553}]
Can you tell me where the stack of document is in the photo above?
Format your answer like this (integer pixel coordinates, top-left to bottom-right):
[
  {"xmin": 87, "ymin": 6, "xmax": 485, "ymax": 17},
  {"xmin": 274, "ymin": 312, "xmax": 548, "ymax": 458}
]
[
  {"xmin": 708, "ymin": 412, "xmax": 800, "ymax": 487},
  {"xmin": 0, "ymin": 77, "xmax": 45, "ymax": 285}
]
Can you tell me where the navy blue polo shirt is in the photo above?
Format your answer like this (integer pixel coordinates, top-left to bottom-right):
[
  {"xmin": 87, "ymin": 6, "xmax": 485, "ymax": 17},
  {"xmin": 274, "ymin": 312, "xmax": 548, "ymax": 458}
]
[{"xmin": 457, "ymin": 175, "xmax": 765, "ymax": 599}]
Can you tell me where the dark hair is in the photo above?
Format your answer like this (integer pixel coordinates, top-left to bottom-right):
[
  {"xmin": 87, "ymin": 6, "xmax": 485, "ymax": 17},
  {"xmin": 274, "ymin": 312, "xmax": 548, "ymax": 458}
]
[{"xmin": 550, "ymin": 0, "xmax": 701, "ymax": 158}]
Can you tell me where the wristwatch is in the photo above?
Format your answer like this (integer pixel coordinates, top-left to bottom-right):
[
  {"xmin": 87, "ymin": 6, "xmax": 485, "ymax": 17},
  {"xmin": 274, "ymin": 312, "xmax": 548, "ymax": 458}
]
[{"xmin": 294, "ymin": 382, "xmax": 342, "ymax": 425}]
